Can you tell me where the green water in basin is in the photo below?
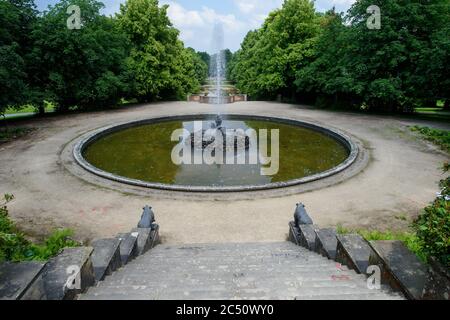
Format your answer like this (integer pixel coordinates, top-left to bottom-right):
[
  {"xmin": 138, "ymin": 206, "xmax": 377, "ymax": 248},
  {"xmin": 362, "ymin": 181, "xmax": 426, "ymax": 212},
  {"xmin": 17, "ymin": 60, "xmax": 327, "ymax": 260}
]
[{"xmin": 83, "ymin": 119, "xmax": 349, "ymax": 187}]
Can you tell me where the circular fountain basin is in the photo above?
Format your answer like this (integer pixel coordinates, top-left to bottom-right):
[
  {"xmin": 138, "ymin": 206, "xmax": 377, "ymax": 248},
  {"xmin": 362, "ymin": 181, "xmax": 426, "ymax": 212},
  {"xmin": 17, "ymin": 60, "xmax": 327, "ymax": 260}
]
[{"xmin": 73, "ymin": 114, "xmax": 358, "ymax": 192}]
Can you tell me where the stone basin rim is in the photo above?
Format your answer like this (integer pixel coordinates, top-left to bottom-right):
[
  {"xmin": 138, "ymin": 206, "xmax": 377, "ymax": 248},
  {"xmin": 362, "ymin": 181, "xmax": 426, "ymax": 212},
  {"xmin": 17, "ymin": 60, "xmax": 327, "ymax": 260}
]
[{"xmin": 73, "ymin": 114, "xmax": 359, "ymax": 192}]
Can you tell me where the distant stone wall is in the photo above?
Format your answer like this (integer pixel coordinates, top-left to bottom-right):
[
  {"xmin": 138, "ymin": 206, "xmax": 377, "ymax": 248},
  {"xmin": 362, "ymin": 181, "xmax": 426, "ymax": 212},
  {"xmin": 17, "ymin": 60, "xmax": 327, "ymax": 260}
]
[
  {"xmin": 233, "ymin": 94, "xmax": 247, "ymax": 102},
  {"xmin": 187, "ymin": 94, "xmax": 248, "ymax": 104},
  {"xmin": 187, "ymin": 95, "xmax": 201, "ymax": 102}
]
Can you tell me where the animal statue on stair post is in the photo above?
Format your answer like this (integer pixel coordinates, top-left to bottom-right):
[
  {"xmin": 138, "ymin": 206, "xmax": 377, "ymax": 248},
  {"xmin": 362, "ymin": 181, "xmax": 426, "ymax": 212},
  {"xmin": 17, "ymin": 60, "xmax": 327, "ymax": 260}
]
[{"xmin": 138, "ymin": 205, "xmax": 156, "ymax": 230}]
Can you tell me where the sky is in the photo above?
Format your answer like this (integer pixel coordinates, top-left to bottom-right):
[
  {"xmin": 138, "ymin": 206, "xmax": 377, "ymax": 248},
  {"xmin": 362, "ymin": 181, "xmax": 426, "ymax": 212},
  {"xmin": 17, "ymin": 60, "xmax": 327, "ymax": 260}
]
[{"xmin": 36, "ymin": 0, "xmax": 356, "ymax": 52}]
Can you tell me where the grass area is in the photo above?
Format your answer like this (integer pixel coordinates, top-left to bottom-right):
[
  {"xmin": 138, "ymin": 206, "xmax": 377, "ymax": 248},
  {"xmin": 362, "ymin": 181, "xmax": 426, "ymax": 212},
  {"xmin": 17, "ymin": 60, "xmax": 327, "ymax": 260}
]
[
  {"xmin": 413, "ymin": 100, "xmax": 450, "ymax": 121},
  {"xmin": 4, "ymin": 103, "xmax": 55, "ymax": 115},
  {"xmin": 1, "ymin": 195, "xmax": 79, "ymax": 262},
  {"xmin": 336, "ymin": 225, "xmax": 426, "ymax": 262},
  {"xmin": 415, "ymin": 107, "xmax": 446, "ymax": 113},
  {"xmin": 410, "ymin": 125, "xmax": 450, "ymax": 153},
  {"xmin": 0, "ymin": 127, "xmax": 34, "ymax": 144}
]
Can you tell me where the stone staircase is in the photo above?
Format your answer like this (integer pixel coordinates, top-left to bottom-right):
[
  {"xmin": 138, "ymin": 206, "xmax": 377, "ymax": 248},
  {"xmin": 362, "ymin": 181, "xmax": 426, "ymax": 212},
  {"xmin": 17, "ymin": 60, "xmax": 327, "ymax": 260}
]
[{"xmin": 81, "ymin": 242, "xmax": 404, "ymax": 300}]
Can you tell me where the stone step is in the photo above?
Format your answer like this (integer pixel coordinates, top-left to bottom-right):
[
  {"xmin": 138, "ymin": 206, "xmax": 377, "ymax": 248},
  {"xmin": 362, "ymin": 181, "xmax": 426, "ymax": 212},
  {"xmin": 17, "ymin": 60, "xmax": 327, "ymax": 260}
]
[
  {"xmin": 151, "ymin": 241, "xmax": 301, "ymax": 251},
  {"xmin": 42, "ymin": 247, "xmax": 95, "ymax": 300},
  {"xmin": 91, "ymin": 238, "xmax": 122, "ymax": 282},
  {"xmin": 314, "ymin": 228, "xmax": 338, "ymax": 260},
  {"xmin": 115, "ymin": 257, "xmax": 350, "ymax": 271},
  {"xmin": 368, "ymin": 240, "xmax": 428, "ymax": 300},
  {"xmin": 139, "ymin": 255, "xmax": 325, "ymax": 264},
  {"xmin": 101, "ymin": 269, "xmax": 365, "ymax": 283},
  {"xmin": 292, "ymin": 286, "xmax": 403, "ymax": 299},
  {"xmin": 116, "ymin": 233, "xmax": 138, "ymax": 265},
  {"xmin": 131, "ymin": 226, "xmax": 159, "ymax": 255},
  {"xmin": 146, "ymin": 250, "xmax": 304, "ymax": 258},
  {"xmin": 0, "ymin": 261, "xmax": 46, "ymax": 300},
  {"xmin": 336, "ymin": 234, "xmax": 375, "ymax": 274},
  {"xmin": 95, "ymin": 276, "xmax": 371, "ymax": 291},
  {"xmin": 298, "ymin": 224, "xmax": 318, "ymax": 250},
  {"xmin": 83, "ymin": 284, "xmax": 399, "ymax": 300},
  {"xmin": 294, "ymin": 291, "xmax": 405, "ymax": 300},
  {"xmin": 85, "ymin": 284, "xmax": 375, "ymax": 299},
  {"xmin": 111, "ymin": 265, "xmax": 351, "ymax": 276},
  {"xmin": 148, "ymin": 247, "xmax": 305, "ymax": 257},
  {"xmin": 81, "ymin": 242, "xmax": 404, "ymax": 300},
  {"xmin": 144, "ymin": 251, "xmax": 315, "ymax": 258},
  {"xmin": 108, "ymin": 265, "xmax": 353, "ymax": 278},
  {"xmin": 87, "ymin": 277, "xmax": 380, "ymax": 292}
]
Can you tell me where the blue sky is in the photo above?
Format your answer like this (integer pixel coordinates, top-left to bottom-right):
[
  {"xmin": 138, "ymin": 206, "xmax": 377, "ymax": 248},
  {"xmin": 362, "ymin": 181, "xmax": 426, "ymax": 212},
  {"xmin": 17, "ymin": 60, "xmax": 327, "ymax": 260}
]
[{"xmin": 36, "ymin": 0, "xmax": 355, "ymax": 52}]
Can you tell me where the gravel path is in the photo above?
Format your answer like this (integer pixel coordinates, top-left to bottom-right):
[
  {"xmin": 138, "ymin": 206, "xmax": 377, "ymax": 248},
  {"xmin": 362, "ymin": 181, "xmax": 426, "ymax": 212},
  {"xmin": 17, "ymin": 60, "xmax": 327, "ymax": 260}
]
[{"xmin": 0, "ymin": 101, "xmax": 448, "ymax": 244}]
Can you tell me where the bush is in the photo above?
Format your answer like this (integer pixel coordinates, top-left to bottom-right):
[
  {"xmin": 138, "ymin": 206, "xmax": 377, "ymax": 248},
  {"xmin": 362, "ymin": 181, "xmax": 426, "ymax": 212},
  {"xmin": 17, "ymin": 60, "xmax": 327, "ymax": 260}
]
[
  {"xmin": 410, "ymin": 126, "xmax": 450, "ymax": 153},
  {"xmin": 413, "ymin": 199, "xmax": 450, "ymax": 267},
  {"xmin": 413, "ymin": 165, "xmax": 450, "ymax": 267},
  {"xmin": 0, "ymin": 194, "xmax": 79, "ymax": 262}
]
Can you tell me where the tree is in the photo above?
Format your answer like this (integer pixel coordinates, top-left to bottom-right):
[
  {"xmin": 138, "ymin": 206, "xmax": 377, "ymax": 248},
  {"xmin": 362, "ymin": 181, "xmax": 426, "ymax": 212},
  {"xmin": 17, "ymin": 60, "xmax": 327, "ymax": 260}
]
[
  {"xmin": 230, "ymin": 0, "xmax": 320, "ymax": 100},
  {"xmin": 197, "ymin": 51, "xmax": 210, "ymax": 68},
  {"xmin": 117, "ymin": 0, "xmax": 200, "ymax": 101},
  {"xmin": 0, "ymin": 0, "xmax": 37, "ymax": 115},
  {"xmin": 28, "ymin": 0, "xmax": 131, "ymax": 112},
  {"xmin": 186, "ymin": 47, "xmax": 208, "ymax": 85},
  {"xmin": 233, "ymin": 0, "xmax": 449, "ymax": 112},
  {"xmin": 296, "ymin": 0, "xmax": 450, "ymax": 112},
  {"xmin": 295, "ymin": 10, "xmax": 360, "ymax": 108}
]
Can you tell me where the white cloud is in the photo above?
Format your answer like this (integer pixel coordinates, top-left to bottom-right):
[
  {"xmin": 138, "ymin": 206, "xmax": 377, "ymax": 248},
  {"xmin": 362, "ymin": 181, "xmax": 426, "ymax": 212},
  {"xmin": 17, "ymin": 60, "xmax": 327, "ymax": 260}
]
[
  {"xmin": 99, "ymin": 0, "xmax": 356, "ymax": 52},
  {"xmin": 165, "ymin": 2, "xmax": 204, "ymax": 28},
  {"xmin": 162, "ymin": 1, "xmax": 248, "ymax": 52},
  {"xmin": 234, "ymin": 0, "xmax": 282, "ymax": 26},
  {"xmin": 235, "ymin": 1, "xmax": 256, "ymax": 14},
  {"xmin": 162, "ymin": 0, "xmax": 284, "ymax": 51}
]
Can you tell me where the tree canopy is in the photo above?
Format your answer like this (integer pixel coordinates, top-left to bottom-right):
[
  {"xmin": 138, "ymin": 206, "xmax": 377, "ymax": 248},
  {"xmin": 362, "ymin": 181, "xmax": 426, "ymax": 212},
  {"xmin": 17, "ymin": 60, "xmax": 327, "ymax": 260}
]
[
  {"xmin": 229, "ymin": 0, "xmax": 450, "ymax": 112},
  {"xmin": 0, "ymin": 0, "xmax": 205, "ymax": 115},
  {"xmin": 1, "ymin": 0, "xmax": 448, "ymax": 115}
]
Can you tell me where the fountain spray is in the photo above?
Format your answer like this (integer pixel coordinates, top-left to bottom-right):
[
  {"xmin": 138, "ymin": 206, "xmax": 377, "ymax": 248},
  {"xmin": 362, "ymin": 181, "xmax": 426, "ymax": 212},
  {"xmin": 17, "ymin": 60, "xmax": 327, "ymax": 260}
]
[{"xmin": 210, "ymin": 23, "xmax": 225, "ymax": 123}]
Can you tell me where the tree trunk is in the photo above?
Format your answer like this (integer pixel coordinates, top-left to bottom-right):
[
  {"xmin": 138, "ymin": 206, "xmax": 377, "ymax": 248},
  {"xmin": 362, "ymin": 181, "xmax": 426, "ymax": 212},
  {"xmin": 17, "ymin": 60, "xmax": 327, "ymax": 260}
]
[
  {"xmin": 1, "ymin": 113, "xmax": 8, "ymax": 133},
  {"xmin": 443, "ymin": 99, "xmax": 450, "ymax": 111},
  {"xmin": 38, "ymin": 104, "xmax": 45, "ymax": 116}
]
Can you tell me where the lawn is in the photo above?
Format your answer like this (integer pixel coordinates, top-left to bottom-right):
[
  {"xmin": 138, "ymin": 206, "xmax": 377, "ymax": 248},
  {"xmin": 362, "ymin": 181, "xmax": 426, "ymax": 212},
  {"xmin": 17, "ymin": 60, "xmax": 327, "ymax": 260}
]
[
  {"xmin": 410, "ymin": 125, "xmax": 450, "ymax": 153},
  {"xmin": 4, "ymin": 104, "xmax": 55, "ymax": 115}
]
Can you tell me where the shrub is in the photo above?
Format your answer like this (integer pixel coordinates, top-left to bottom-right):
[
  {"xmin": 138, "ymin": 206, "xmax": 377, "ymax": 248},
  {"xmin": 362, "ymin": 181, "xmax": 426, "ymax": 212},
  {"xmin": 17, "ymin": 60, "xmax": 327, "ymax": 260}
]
[
  {"xmin": 0, "ymin": 194, "xmax": 79, "ymax": 262},
  {"xmin": 410, "ymin": 126, "xmax": 450, "ymax": 153},
  {"xmin": 31, "ymin": 229, "xmax": 79, "ymax": 260},
  {"xmin": 413, "ymin": 166, "xmax": 450, "ymax": 267},
  {"xmin": 413, "ymin": 199, "xmax": 450, "ymax": 267}
]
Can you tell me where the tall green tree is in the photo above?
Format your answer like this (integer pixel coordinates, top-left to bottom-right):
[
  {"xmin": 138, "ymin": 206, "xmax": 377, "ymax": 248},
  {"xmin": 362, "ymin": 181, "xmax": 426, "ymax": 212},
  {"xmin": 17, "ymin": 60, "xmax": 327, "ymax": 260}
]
[
  {"xmin": 117, "ymin": 0, "xmax": 200, "ymax": 101},
  {"xmin": 295, "ymin": 10, "xmax": 358, "ymax": 108},
  {"xmin": 186, "ymin": 47, "xmax": 208, "ymax": 85},
  {"xmin": 232, "ymin": 0, "xmax": 449, "ymax": 112},
  {"xmin": 0, "ymin": 0, "xmax": 37, "ymax": 115},
  {"xmin": 297, "ymin": 0, "xmax": 450, "ymax": 112},
  {"xmin": 230, "ymin": 0, "xmax": 320, "ymax": 99},
  {"xmin": 28, "ymin": 0, "xmax": 131, "ymax": 112},
  {"xmin": 337, "ymin": 0, "xmax": 450, "ymax": 112},
  {"xmin": 197, "ymin": 51, "xmax": 210, "ymax": 69}
]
